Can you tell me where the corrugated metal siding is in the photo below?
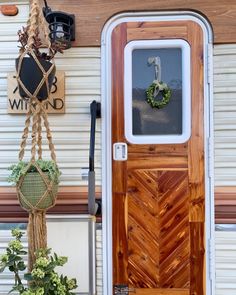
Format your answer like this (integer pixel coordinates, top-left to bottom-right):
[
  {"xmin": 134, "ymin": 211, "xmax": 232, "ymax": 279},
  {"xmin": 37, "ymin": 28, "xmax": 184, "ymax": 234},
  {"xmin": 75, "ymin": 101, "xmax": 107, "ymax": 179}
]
[
  {"xmin": 214, "ymin": 44, "xmax": 236, "ymax": 186},
  {"xmin": 0, "ymin": 1, "xmax": 101, "ymax": 186},
  {"xmin": 215, "ymin": 231, "xmax": 236, "ymax": 295}
]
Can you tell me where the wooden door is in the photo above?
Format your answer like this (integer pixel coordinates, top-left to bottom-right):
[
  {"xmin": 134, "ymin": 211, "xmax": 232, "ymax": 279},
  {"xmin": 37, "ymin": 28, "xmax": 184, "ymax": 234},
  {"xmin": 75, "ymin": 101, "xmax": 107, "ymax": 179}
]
[{"xmin": 112, "ymin": 21, "xmax": 205, "ymax": 295}]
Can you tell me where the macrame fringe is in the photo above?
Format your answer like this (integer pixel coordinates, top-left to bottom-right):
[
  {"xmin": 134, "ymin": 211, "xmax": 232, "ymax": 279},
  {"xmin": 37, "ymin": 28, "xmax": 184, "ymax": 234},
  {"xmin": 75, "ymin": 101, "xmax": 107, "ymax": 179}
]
[{"xmin": 27, "ymin": 211, "xmax": 47, "ymax": 271}]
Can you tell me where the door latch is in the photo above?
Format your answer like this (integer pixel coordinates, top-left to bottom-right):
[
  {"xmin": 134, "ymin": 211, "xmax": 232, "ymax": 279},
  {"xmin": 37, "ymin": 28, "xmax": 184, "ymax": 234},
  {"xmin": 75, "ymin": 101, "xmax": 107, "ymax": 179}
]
[
  {"xmin": 114, "ymin": 284, "xmax": 136, "ymax": 295},
  {"xmin": 113, "ymin": 142, "xmax": 128, "ymax": 161}
]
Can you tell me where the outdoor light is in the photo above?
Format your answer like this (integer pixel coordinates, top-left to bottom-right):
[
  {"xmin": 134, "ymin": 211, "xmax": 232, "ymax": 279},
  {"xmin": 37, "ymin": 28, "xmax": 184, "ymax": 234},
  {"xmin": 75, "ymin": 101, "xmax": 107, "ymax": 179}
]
[{"xmin": 43, "ymin": 0, "xmax": 75, "ymax": 49}]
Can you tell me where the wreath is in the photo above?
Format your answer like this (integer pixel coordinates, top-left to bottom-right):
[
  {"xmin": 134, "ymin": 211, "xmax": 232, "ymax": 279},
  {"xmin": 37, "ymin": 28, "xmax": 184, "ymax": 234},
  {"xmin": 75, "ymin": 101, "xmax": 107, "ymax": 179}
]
[{"xmin": 146, "ymin": 80, "xmax": 172, "ymax": 109}]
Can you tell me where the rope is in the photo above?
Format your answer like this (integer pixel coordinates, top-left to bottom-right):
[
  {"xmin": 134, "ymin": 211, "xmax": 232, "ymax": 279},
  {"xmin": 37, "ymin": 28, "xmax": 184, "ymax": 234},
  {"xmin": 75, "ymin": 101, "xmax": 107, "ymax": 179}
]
[
  {"xmin": 41, "ymin": 105, "xmax": 56, "ymax": 162},
  {"xmin": 19, "ymin": 106, "xmax": 32, "ymax": 161},
  {"xmin": 38, "ymin": 1, "xmax": 51, "ymax": 49},
  {"xmin": 37, "ymin": 109, "xmax": 42, "ymax": 159},
  {"xmin": 28, "ymin": 211, "xmax": 47, "ymax": 271},
  {"xmin": 18, "ymin": 100, "xmax": 56, "ymax": 163},
  {"xmin": 27, "ymin": 0, "xmax": 39, "ymax": 49},
  {"xmin": 17, "ymin": 100, "xmax": 58, "ymax": 271},
  {"xmin": 16, "ymin": 0, "xmax": 58, "ymax": 271},
  {"xmin": 27, "ymin": 0, "xmax": 52, "ymax": 50}
]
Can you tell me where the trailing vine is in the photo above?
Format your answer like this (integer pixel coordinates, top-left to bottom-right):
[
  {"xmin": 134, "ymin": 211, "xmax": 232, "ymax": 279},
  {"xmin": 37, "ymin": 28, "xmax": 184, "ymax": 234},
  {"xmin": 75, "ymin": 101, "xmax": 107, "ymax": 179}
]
[{"xmin": 146, "ymin": 80, "xmax": 171, "ymax": 109}]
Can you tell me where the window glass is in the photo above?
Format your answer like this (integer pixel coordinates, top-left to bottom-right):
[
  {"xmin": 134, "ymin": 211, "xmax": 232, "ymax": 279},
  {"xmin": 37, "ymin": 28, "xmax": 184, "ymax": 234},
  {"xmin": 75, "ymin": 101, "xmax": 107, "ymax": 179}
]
[{"xmin": 132, "ymin": 48, "xmax": 182, "ymax": 135}]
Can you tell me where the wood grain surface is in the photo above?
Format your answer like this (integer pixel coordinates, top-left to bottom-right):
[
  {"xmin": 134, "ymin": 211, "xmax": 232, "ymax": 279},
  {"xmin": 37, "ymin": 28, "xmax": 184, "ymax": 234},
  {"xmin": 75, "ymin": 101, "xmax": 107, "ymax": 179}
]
[
  {"xmin": 40, "ymin": 0, "xmax": 236, "ymax": 46},
  {"xmin": 215, "ymin": 186, "xmax": 236, "ymax": 223},
  {"xmin": 112, "ymin": 20, "xmax": 205, "ymax": 294},
  {"xmin": 187, "ymin": 21, "xmax": 205, "ymax": 223},
  {"xmin": 134, "ymin": 289, "xmax": 189, "ymax": 295},
  {"xmin": 111, "ymin": 23, "xmax": 129, "ymax": 284}
]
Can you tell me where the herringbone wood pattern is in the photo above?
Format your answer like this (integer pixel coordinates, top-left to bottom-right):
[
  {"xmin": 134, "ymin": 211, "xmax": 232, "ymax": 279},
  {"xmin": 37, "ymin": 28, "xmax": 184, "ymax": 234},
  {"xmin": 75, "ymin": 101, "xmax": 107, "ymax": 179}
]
[{"xmin": 127, "ymin": 170, "xmax": 189, "ymax": 288}]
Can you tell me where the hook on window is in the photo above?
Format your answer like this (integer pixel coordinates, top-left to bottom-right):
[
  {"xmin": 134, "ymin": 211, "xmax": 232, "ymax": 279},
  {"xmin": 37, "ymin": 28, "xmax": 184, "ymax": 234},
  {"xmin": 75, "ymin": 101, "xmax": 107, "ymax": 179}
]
[{"xmin": 147, "ymin": 56, "xmax": 161, "ymax": 82}]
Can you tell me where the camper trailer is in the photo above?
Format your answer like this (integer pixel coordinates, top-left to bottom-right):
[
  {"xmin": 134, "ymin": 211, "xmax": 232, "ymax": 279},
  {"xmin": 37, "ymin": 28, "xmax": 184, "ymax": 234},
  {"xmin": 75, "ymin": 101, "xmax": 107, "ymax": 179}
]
[{"xmin": 0, "ymin": 0, "xmax": 236, "ymax": 294}]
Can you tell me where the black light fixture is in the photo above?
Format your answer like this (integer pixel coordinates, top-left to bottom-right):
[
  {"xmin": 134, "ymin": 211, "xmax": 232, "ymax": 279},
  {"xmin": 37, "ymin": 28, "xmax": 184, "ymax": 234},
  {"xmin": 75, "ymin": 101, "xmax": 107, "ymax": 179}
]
[{"xmin": 43, "ymin": 0, "xmax": 75, "ymax": 49}]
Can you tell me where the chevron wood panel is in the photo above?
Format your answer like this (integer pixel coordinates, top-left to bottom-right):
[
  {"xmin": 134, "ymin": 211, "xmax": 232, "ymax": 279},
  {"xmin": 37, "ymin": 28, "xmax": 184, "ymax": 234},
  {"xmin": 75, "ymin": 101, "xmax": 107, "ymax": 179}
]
[
  {"xmin": 128, "ymin": 170, "xmax": 159, "ymax": 288},
  {"xmin": 135, "ymin": 289, "xmax": 189, "ymax": 295},
  {"xmin": 127, "ymin": 169, "xmax": 190, "ymax": 288},
  {"xmin": 158, "ymin": 171, "xmax": 190, "ymax": 288}
]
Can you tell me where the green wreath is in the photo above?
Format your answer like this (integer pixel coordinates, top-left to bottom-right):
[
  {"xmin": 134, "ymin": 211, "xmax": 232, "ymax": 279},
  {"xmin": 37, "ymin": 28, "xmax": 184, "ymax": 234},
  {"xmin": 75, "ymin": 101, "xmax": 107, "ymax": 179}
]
[{"xmin": 146, "ymin": 80, "xmax": 172, "ymax": 109}]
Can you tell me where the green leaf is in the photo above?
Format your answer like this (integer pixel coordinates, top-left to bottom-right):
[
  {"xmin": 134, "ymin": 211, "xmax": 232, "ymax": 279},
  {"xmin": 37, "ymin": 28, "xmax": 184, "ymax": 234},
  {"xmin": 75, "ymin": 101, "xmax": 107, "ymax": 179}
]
[
  {"xmin": 17, "ymin": 261, "xmax": 26, "ymax": 271},
  {"xmin": 9, "ymin": 265, "xmax": 14, "ymax": 272},
  {"xmin": 18, "ymin": 250, "xmax": 27, "ymax": 255},
  {"xmin": 8, "ymin": 160, "xmax": 61, "ymax": 185}
]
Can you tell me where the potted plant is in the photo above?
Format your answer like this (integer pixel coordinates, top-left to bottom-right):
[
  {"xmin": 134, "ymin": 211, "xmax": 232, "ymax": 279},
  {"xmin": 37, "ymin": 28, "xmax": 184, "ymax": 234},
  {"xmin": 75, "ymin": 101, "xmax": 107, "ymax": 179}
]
[
  {"xmin": 8, "ymin": 159, "xmax": 61, "ymax": 210},
  {"xmin": 0, "ymin": 229, "xmax": 78, "ymax": 294}
]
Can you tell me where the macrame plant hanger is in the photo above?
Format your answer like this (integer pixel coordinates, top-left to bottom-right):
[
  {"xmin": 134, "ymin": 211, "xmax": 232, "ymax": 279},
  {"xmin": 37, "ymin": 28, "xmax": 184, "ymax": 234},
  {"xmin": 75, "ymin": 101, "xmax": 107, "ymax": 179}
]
[{"xmin": 16, "ymin": 0, "xmax": 58, "ymax": 271}]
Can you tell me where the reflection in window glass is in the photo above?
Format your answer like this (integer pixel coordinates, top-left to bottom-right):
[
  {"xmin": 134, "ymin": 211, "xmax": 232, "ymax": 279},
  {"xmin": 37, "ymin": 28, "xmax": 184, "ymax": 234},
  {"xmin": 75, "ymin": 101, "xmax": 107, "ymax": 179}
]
[{"xmin": 132, "ymin": 48, "xmax": 182, "ymax": 136}]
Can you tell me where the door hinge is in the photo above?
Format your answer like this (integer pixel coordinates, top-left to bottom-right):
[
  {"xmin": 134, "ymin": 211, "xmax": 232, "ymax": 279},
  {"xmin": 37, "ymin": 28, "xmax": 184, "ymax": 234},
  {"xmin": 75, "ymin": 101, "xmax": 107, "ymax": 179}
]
[{"xmin": 114, "ymin": 284, "xmax": 136, "ymax": 295}]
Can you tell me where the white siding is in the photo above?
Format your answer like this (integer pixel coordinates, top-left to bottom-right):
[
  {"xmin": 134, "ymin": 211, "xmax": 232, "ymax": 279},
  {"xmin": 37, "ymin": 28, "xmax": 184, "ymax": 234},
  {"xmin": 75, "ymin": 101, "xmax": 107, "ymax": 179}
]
[
  {"xmin": 214, "ymin": 44, "xmax": 236, "ymax": 186},
  {"xmin": 0, "ymin": 1, "xmax": 101, "ymax": 187},
  {"xmin": 0, "ymin": 224, "xmax": 103, "ymax": 295},
  {"xmin": 215, "ymin": 231, "xmax": 236, "ymax": 295},
  {"xmin": 96, "ymin": 226, "xmax": 103, "ymax": 295}
]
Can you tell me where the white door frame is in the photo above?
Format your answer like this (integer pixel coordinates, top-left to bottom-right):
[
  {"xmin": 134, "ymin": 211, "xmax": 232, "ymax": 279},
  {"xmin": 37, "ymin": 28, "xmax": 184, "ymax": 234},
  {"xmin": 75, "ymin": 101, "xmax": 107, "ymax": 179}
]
[{"xmin": 101, "ymin": 11, "xmax": 214, "ymax": 295}]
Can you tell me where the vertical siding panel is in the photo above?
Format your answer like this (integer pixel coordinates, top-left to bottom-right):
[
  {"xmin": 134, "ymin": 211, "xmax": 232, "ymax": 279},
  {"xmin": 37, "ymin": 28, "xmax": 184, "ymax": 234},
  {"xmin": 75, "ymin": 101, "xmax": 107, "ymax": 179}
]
[{"xmin": 214, "ymin": 44, "xmax": 236, "ymax": 186}]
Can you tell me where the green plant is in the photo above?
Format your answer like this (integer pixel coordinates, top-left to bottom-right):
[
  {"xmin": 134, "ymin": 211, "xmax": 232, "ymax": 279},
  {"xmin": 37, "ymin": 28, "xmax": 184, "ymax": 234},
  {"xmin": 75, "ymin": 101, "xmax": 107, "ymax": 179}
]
[
  {"xmin": 18, "ymin": 26, "xmax": 65, "ymax": 61},
  {"xmin": 0, "ymin": 229, "xmax": 77, "ymax": 295},
  {"xmin": 8, "ymin": 160, "xmax": 61, "ymax": 185},
  {"xmin": 146, "ymin": 80, "xmax": 172, "ymax": 109}
]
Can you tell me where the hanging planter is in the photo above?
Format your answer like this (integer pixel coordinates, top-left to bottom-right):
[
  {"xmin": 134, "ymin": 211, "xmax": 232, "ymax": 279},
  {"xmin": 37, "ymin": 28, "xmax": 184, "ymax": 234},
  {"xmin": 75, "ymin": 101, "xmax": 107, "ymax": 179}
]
[
  {"xmin": 8, "ymin": 159, "xmax": 60, "ymax": 210},
  {"xmin": 15, "ymin": 1, "xmax": 64, "ymax": 101},
  {"xmin": 9, "ymin": 98, "xmax": 60, "ymax": 270},
  {"xmin": 8, "ymin": 99, "xmax": 61, "ymax": 270},
  {"xmin": 16, "ymin": 55, "xmax": 56, "ymax": 101},
  {"xmin": 9, "ymin": 0, "xmax": 64, "ymax": 272}
]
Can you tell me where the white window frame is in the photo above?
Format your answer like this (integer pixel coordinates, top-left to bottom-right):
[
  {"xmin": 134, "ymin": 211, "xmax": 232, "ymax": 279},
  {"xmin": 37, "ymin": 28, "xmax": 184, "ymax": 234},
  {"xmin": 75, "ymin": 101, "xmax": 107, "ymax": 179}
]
[{"xmin": 124, "ymin": 39, "xmax": 191, "ymax": 144}]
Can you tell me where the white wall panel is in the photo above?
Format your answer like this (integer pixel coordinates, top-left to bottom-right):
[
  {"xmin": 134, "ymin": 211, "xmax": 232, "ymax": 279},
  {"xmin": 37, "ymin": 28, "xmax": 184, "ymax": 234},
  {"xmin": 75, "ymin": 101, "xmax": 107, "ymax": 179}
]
[
  {"xmin": 215, "ymin": 231, "xmax": 236, "ymax": 295},
  {"xmin": 214, "ymin": 44, "xmax": 236, "ymax": 186},
  {"xmin": 0, "ymin": 1, "xmax": 101, "ymax": 186}
]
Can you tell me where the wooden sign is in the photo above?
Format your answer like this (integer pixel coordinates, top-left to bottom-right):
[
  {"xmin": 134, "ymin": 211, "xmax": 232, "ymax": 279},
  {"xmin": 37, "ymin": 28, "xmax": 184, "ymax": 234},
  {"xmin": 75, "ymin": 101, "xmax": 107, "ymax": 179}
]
[{"xmin": 8, "ymin": 71, "xmax": 65, "ymax": 114}]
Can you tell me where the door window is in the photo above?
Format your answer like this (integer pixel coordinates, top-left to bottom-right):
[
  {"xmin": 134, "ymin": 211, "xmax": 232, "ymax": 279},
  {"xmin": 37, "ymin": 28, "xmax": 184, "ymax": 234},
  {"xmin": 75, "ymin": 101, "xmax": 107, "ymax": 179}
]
[{"xmin": 124, "ymin": 39, "xmax": 191, "ymax": 144}]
